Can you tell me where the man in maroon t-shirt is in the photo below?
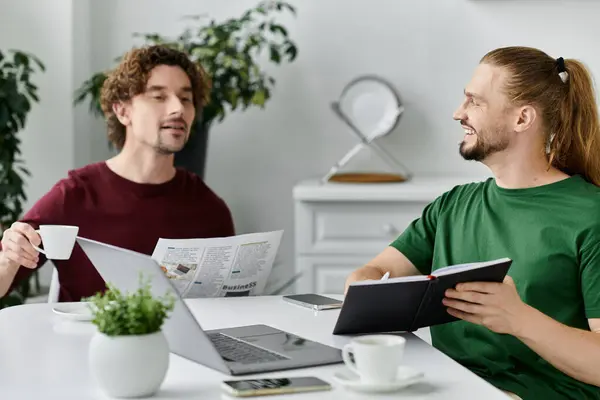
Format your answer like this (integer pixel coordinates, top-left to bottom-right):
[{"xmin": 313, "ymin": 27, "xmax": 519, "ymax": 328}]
[{"xmin": 0, "ymin": 45, "xmax": 234, "ymax": 302}]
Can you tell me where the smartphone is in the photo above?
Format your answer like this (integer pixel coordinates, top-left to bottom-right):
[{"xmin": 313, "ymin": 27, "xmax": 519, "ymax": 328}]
[
  {"xmin": 222, "ymin": 377, "xmax": 331, "ymax": 397},
  {"xmin": 282, "ymin": 294, "xmax": 343, "ymax": 310}
]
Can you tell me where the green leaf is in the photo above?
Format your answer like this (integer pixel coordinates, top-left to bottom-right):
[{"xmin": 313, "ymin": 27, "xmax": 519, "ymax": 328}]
[
  {"xmin": 269, "ymin": 45, "xmax": 281, "ymax": 63},
  {"xmin": 13, "ymin": 51, "xmax": 29, "ymax": 68},
  {"xmin": 190, "ymin": 46, "xmax": 216, "ymax": 60},
  {"xmin": 27, "ymin": 91, "xmax": 39, "ymax": 103},
  {"xmin": 73, "ymin": 72, "xmax": 107, "ymax": 117},
  {"xmin": 241, "ymin": 10, "xmax": 252, "ymax": 21},
  {"xmin": 269, "ymin": 24, "xmax": 288, "ymax": 36},
  {"xmin": 251, "ymin": 90, "xmax": 266, "ymax": 107},
  {"xmin": 282, "ymin": 2, "xmax": 297, "ymax": 15},
  {"xmin": 225, "ymin": 89, "xmax": 239, "ymax": 110},
  {"xmin": 0, "ymin": 104, "xmax": 7, "ymax": 128},
  {"xmin": 285, "ymin": 43, "xmax": 298, "ymax": 61}
]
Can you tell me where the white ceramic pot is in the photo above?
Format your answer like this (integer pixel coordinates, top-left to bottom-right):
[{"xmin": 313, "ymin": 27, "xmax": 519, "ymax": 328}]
[{"xmin": 89, "ymin": 330, "xmax": 169, "ymax": 398}]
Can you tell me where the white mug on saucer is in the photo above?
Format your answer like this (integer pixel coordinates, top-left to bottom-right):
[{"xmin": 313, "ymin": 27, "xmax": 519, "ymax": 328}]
[
  {"xmin": 32, "ymin": 225, "xmax": 79, "ymax": 260},
  {"xmin": 342, "ymin": 334, "xmax": 406, "ymax": 384}
]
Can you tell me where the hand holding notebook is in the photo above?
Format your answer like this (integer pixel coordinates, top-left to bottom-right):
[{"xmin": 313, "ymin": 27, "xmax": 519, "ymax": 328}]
[{"xmin": 332, "ymin": 258, "xmax": 513, "ymax": 335}]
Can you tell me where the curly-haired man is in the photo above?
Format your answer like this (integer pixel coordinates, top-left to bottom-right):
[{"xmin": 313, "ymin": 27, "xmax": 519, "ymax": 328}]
[{"xmin": 0, "ymin": 45, "xmax": 234, "ymax": 302}]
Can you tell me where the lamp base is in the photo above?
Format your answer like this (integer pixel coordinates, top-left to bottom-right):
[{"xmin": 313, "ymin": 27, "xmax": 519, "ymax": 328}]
[{"xmin": 327, "ymin": 172, "xmax": 408, "ymax": 183}]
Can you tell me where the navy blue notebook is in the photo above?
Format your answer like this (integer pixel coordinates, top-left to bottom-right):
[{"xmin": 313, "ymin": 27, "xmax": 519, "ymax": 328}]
[{"xmin": 332, "ymin": 258, "xmax": 513, "ymax": 335}]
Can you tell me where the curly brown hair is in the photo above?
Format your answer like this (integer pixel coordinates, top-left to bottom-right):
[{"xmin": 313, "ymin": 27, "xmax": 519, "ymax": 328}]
[{"xmin": 100, "ymin": 45, "xmax": 211, "ymax": 150}]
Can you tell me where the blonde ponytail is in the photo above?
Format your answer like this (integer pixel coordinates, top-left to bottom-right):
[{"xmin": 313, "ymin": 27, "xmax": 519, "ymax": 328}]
[{"xmin": 550, "ymin": 60, "xmax": 600, "ymax": 186}]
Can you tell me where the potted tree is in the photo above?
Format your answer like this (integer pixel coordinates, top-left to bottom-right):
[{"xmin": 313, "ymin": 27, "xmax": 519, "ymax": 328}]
[
  {"xmin": 74, "ymin": 0, "xmax": 298, "ymax": 179},
  {"xmin": 0, "ymin": 49, "xmax": 45, "ymax": 309},
  {"xmin": 86, "ymin": 275, "xmax": 176, "ymax": 398}
]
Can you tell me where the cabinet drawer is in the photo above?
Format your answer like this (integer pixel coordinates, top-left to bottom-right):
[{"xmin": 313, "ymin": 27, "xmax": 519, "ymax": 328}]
[
  {"xmin": 295, "ymin": 256, "xmax": 372, "ymax": 294},
  {"xmin": 295, "ymin": 201, "xmax": 427, "ymax": 256}
]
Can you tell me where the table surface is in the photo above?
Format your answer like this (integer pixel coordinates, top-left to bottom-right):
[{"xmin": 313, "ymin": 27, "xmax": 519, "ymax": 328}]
[{"xmin": 0, "ymin": 295, "xmax": 510, "ymax": 399}]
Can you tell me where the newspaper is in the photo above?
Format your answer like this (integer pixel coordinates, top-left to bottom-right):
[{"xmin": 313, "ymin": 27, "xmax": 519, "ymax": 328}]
[{"xmin": 151, "ymin": 230, "xmax": 283, "ymax": 298}]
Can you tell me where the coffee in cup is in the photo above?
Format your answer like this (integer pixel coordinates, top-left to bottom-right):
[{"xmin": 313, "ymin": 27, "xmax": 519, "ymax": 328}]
[
  {"xmin": 342, "ymin": 334, "xmax": 406, "ymax": 384},
  {"xmin": 32, "ymin": 225, "xmax": 79, "ymax": 260}
]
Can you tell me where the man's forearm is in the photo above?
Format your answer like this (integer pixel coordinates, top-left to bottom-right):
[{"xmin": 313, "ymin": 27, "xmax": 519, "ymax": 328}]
[
  {"xmin": 0, "ymin": 252, "xmax": 20, "ymax": 297},
  {"xmin": 516, "ymin": 305, "xmax": 600, "ymax": 386}
]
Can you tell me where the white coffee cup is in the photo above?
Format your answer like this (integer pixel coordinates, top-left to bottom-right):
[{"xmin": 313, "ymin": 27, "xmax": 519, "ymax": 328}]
[
  {"xmin": 32, "ymin": 225, "xmax": 79, "ymax": 260},
  {"xmin": 342, "ymin": 334, "xmax": 406, "ymax": 384}
]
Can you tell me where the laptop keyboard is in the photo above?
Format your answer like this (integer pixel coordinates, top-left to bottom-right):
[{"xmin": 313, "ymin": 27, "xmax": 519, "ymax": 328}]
[{"xmin": 208, "ymin": 333, "xmax": 288, "ymax": 364}]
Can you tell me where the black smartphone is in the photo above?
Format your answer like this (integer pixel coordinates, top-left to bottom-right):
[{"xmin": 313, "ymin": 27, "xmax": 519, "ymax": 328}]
[
  {"xmin": 221, "ymin": 377, "xmax": 331, "ymax": 397},
  {"xmin": 282, "ymin": 294, "xmax": 343, "ymax": 310}
]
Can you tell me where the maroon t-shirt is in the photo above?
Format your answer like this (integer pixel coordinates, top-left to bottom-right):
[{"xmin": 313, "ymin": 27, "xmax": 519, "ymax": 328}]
[{"xmin": 2, "ymin": 162, "xmax": 235, "ymax": 302}]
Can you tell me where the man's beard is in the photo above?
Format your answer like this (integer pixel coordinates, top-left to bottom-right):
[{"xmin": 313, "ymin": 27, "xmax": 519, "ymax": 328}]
[
  {"xmin": 155, "ymin": 132, "xmax": 188, "ymax": 155},
  {"xmin": 459, "ymin": 124, "xmax": 509, "ymax": 161}
]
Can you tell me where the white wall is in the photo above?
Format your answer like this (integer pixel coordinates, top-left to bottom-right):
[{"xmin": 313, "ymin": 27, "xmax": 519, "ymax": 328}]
[
  {"xmin": 72, "ymin": 0, "xmax": 96, "ymax": 168},
  {"xmin": 4, "ymin": 0, "xmax": 600, "ymax": 288}
]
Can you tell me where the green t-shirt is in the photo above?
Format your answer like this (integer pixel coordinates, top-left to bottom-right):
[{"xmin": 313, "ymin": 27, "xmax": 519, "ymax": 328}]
[{"xmin": 391, "ymin": 175, "xmax": 600, "ymax": 399}]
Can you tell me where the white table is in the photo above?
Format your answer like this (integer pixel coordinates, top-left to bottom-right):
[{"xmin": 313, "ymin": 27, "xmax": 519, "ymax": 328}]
[{"xmin": 0, "ymin": 295, "xmax": 510, "ymax": 399}]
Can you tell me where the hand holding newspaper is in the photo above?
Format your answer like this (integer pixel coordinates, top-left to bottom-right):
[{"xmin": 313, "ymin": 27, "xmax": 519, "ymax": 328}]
[{"xmin": 151, "ymin": 230, "xmax": 283, "ymax": 298}]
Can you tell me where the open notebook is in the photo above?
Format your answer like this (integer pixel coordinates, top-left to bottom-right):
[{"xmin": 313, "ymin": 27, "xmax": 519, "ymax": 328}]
[{"xmin": 332, "ymin": 258, "xmax": 513, "ymax": 335}]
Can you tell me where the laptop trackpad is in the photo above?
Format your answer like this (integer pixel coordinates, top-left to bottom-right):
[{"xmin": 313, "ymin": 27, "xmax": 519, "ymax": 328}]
[{"xmin": 240, "ymin": 331, "xmax": 317, "ymax": 353}]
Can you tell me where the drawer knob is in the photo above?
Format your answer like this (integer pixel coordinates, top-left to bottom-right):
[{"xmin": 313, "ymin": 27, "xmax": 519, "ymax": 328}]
[{"xmin": 382, "ymin": 223, "xmax": 399, "ymax": 236}]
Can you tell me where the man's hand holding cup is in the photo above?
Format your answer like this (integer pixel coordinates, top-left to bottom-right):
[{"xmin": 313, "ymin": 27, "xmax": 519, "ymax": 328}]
[{"xmin": 0, "ymin": 222, "xmax": 41, "ymax": 270}]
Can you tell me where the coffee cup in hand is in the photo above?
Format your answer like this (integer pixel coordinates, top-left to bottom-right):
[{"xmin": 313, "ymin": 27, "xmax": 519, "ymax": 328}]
[
  {"xmin": 342, "ymin": 334, "xmax": 406, "ymax": 384},
  {"xmin": 32, "ymin": 225, "xmax": 79, "ymax": 260}
]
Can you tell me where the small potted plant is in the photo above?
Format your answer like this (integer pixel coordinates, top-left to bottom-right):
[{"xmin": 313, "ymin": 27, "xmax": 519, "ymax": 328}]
[{"xmin": 86, "ymin": 275, "xmax": 175, "ymax": 398}]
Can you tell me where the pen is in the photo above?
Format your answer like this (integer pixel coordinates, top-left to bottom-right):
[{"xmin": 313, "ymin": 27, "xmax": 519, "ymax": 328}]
[{"xmin": 381, "ymin": 272, "xmax": 390, "ymax": 280}]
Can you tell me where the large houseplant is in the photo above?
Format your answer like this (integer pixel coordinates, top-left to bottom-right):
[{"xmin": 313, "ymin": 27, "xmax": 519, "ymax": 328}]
[
  {"xmin": 74, "ymin": 0, "xmax": 298, "ymax": 178},
  {"xmin": 86, "ymin": 275, "xmax": 175, "ymax": 398},
  {"xmin": 0, "ymin": 49, "xmax": 45, "ymax": 309}
]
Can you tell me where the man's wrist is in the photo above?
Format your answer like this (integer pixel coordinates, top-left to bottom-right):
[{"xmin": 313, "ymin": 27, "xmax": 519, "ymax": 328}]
[
  {"xmin": 513, "ymin": 303, "xmax": 544, "ymax": 339},
  {"xmin": 0, "ymin": 254, "xmax": 19, "ymax": 274}
]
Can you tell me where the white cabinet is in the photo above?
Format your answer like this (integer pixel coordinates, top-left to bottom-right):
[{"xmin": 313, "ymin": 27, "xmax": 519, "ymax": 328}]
[{"xmin": 293, "ymin": 177, "xmax": 471, "ymax": 294}]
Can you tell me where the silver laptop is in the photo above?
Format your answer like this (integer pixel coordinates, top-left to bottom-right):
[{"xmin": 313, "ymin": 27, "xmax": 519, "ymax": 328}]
[{"xmin": 76, "ymin": 237, "xmax": 342, "ymax": 375}]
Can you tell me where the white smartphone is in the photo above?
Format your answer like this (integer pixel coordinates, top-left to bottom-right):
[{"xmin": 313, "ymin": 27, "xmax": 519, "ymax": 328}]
[
  {"xmin": 222, "ymin": 377, "xmax": 331, "ymax": 397},
  {"xmin": 282, "ymin": 294, "xmax": 343, "ymax": 310}
]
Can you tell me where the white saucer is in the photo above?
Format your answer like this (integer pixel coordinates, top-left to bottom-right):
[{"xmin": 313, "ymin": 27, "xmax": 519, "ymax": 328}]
[
  {"xmin": 52, "ymin": 302, "xmax": 93, "ymax": 322},
  {"xmin": 333, "ymin": 366, "xmax": 424, "ymax": 393}
]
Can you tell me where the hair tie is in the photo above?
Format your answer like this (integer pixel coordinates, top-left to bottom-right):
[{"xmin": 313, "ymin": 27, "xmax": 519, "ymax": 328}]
[{"xmin": 556, "ymin": 57, "xmax": 569, "ymax": 83}]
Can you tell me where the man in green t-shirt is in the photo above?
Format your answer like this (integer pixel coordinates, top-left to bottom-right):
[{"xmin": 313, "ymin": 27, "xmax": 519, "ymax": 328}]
[{"xmin": 345, "ymin": 46, "xmax": 600, "ymax": 400}]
